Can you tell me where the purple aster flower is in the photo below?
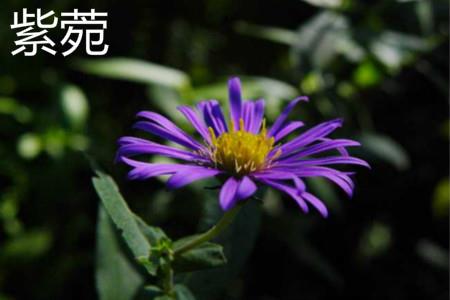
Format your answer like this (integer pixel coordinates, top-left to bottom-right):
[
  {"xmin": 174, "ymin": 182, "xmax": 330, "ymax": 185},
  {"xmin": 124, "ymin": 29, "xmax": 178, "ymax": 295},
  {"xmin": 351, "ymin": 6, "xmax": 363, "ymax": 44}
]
[{"xmin": 117, "ymin": 77, "xmax": 369, "ymax": 217}]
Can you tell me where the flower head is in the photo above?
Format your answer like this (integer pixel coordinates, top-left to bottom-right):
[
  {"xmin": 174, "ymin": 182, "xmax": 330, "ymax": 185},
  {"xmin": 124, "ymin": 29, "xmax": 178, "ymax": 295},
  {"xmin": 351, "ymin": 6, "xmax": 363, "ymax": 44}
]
[{"xmin": 117, "ymin": 77, "xmax": 369, "ymax": 217}]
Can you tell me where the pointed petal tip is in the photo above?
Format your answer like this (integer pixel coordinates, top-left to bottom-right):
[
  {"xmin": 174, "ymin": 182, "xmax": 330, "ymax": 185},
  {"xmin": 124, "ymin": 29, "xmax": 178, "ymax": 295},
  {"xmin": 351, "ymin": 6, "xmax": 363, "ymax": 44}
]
[{"xmin": 294, "ymin": 95, "xmax": 309, "ymax": 103}]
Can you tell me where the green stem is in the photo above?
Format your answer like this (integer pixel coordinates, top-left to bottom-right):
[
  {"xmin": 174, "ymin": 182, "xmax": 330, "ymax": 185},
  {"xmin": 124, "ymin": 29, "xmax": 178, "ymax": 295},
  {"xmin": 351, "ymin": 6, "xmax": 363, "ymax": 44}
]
[
  {"xmin": 162, "ymin": 266, "xmax": 174, "ymax": 296},
  {"xmin": 174, "ymin": 204, "xmax": 243, "ymax": 256}
]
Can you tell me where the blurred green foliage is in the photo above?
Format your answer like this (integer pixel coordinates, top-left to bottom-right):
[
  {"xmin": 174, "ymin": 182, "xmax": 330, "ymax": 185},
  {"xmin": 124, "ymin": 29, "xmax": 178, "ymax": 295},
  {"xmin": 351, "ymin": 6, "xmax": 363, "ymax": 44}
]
[{"xmin": 0, "ymin": 0, "xmax": 448, "ymax": 299}]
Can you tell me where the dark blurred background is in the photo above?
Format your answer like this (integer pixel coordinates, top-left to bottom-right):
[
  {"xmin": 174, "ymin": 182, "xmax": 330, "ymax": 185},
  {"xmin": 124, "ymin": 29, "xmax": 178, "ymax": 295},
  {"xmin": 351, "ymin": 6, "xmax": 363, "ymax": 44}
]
[{"xmin": 0, "ymin": 0, "xmax": 448, "ymax": 299}]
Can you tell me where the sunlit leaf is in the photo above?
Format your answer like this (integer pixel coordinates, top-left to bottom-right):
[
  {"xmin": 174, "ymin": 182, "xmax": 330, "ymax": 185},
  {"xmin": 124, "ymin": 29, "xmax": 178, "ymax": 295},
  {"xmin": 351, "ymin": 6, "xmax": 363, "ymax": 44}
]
[
  {"xmin": 369, "ymin": 31, "xmax": 434, "ymax": 71},
  {"xmin": 74, "ymin": 58, "xmax": 191, "ymax": 90},
  {"xmin": 17, "ymin": 133, "xmax": 42, "ymax": 159},
  {"xmin": 294, "ymin": 11, "xmax": 351, "ymax": 69},
  {"xmin": 60, "ymin": 84, "xmax": 89, "ymax": 130},
  {"xmin": 96, "ymin": 206, "xmax": 144, "ymax": 300},
  {"xmin": 234, "ymin": 21, "xmax": 298, "ymax": 45},
  {"xmin": 300, "ymin": 0, "xmax": 346, "ymax": 9},
  {"xmin": 353, "ymin": 60, "xmax": 382, "ymax": 88}
]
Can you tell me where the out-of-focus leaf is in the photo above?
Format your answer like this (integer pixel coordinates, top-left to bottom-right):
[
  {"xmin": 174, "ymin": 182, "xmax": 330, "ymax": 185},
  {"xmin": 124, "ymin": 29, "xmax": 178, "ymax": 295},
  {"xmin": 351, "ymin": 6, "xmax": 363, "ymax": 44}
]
[
  {"xmin": 301, "ymin": 71, "xmax": 323, "ymax": 94},
  {"xmin": 60, "ymin": 84, "xmax": 89, "ymax": 130},
  {"xmin": 43, "ymin": 128, "xmax": 67, "ymax": 158},
  {"xmin": 300, "ymin": 0, "xmax": 345, "ymax": 9},
  {"xmin": 173, "ymin": 239, "xmax": 226, "ymax": 272},
  {"xmin": 359, "ymin": 133, "xmax": 410, "ymax": 170},
  {"xmin": 416, "ymin": 239, "xmax": 449, "ymax": 270},
  {"xmin": 234, "ymin": 21, "xmax": 298, "ymax": 45},
  {"xmin": 142, "ymin": 285, "xmax": 163, "ymax": 298},
  {"xmin": 432, "ymin": 178, "xmax": 449, "ymax": 218},
  {"xmin": 0, "ymin": 230, "xmax": 52, "ymax": 263},
  {"xmin": 369, "ymin": 31, "xmax": 434, "ymax": 71},
  {"xmin": 17, "ymin": 133, "xmax": 42, "ymax": 159},
  {"xmin": 0, "ymin": 97, "xmax": 32, "ymax": 123},
  {"xmin": 74, "ymin": 58, "xmax": 191, "ymax": 90},
  {"xmin": 415, "ymin": 0, "xmax": 434, "ymax": 35},
  {"xmin": 359, "ymin": 222, "xmax": 392, "ymax": 259},
  {"xmin": 146, "ymin": 85, "xmax": 186, "ymax": 125},
  {"xmin": 174, "ymin": 284, "xmax": 196, "ymax": 300},
  {"xmin": 294, "ymin": 11, "xmax": 352, "ymax": 69},
  {"xmin": 353, "ymin": 60, "xmax": 383, "ymax": 88},
  {"xmin": 96, "ymin": 206, "xmax": 143, "ymax": 300},
  {"xmin": 92, "ymin": 170, "xmax": 155, "ymax": 274}
]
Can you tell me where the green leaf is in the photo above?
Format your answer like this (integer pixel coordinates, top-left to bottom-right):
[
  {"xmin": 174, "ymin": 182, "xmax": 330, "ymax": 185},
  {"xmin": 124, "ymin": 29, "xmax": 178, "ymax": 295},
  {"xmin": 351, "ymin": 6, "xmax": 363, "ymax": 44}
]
[
  {"xmin": 300, "ymin": 0, "xmax": 346, "ymax": 9},
  {"xmin": 60, "ymin": 84, "xmax": 89, "ymax": 130},
  {"xmin": 96, "ymin": 206, "xmax": 144, "ymax": 300},
  {"xmin": 73, "ymin": 58, "xmax": 190, "ymax": 90},
  {"xmin": 294, "ymin": 11, "xmax": 352, "ymax": 69},
  {"xmin": 174, "ymin": 284, "xmax": 196, "ymax": 300},
  {"xmin": 92, "ymin": 170, "xmax": 155, "ymax": 274},
  {"xmin": 0, "ymin": 97, "xmax": 32, "ymax": 123},
  {"xmin": 0, "ymin": 229, "xmax": 51, "ymax": 263},
  {"xmin": 172, "ymin": 239, "xmax": 226, "ymax": 272},
  {"xmin": 368, "ymin": 31, "xmax": 434, "ymax": 71},
  {"xmin": 17, "ymin": 133, "xmax": 42, "ymax": 160},
  {"xmin": 141, "ymin": 285, "xmax": 163, "ymax": 298},
  {"xmin": 359, "ymin": 133, "xmax": 410, "ymax": 170},
  {"xmin": 234, "ymin": 21, "xmax": 298, "ymax": 46},
  {"xmin": 135, "ymin": 214, "xmax": 169, "ymax": 245}
]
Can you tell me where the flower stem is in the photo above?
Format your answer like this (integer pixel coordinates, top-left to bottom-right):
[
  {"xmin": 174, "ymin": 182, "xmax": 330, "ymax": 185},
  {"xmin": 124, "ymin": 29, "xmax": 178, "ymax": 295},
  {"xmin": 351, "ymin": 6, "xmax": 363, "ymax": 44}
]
[
  {"xmin": 174, "ymin": 203, "xmax": 243, "ymax": 256},
  {"xmin": 162, "ymin": 266, "xmax": 174, "ymax": 296}
]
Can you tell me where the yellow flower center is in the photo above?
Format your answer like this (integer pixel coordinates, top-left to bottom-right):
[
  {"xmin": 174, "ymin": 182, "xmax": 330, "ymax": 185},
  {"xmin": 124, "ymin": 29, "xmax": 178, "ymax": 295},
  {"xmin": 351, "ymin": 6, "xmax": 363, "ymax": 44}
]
[{"xmin": 209, "ymin": 119, "xmax": 280, "ymax": 176}]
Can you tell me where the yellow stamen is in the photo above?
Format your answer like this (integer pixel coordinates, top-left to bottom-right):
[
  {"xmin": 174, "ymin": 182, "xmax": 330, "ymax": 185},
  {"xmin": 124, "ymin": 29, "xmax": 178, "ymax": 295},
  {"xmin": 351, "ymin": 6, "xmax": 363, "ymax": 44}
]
[{"xmin": 209, "ymin": 118, "xmax": 278, "ymax": 176}]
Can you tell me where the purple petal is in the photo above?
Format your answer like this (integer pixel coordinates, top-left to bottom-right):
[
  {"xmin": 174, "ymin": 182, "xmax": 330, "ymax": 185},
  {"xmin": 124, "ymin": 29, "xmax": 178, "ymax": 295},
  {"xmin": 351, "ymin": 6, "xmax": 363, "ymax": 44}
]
[
  {"xmin": 320, "ymin": 137, "xmax": 349, "ymax": 156},
  {"xmin": 228, "ymin": 77, "xmax": 243, "ymax": 130},
  {"xmin": 276, "ymin": 156, "xmax": 370, "ymax": 168},
  {"xmin": 177, "ymin": 105, "xmax": 211, "ymax": 144},
  {"xmin": 273, "ymin": 121, "xmax": 304, "ymax": 142},
  {"xmin": 134, "ymin": 121, "xmax": 202, "ymax": 151},
  {"xmin": 268, "ymin": 96, "xmax": 308, "ymax": 137},
  {"xmin": 137, "ymin": 111, "xmax": 203, "ymax": 149},
  {"xmin": 278, "ymin": 139, "xmax": 360, "ymax": 161},
  {"xmin": 242, "ymin": 99, "xmax": 265, "ymax": 133},
  {"xmin": 120, "ymin": 157, "xmax": 182, "ymax": 180},
  {"xmin": 166, "ymin": 167, "xmax": 222, "ymax": 189},
  {"xmin": 301, "ymin": 192, "xmax": 328, "ymax": 217},
  {"xmin": 274, "ymin": 119, "xmax": 343, "ymax": 157},
  {"xmin": 197, "ymin": 100, "xmax": 228, "ymax": 136},
  {"xmin": 220, "ymin": 177, "xmax": 240, "ymax": 211},
  {"xmin": 250, "ymin": 99, "xmax": 265, "ymax": 134},
  {"xmin": 116, "ymin": 137, "xmax": 209, "ymax": 163},
  {"xmin": 236, "ymin": 176, "xmax": 257, "ymax": 200},
  {"xmin": 256, "ymin": 178, "xmax": 309, "ymax": 213},
  {"xmin": 252, "ymin": 171, "xmax": 305, "ymax": 191},
  {"xmin": 242, "ymin": 101, "xmax": 254, "ymax": 132},
  {"xmin": 279, "ymin": 166, "xmax": 355, "ymax": 197}
]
